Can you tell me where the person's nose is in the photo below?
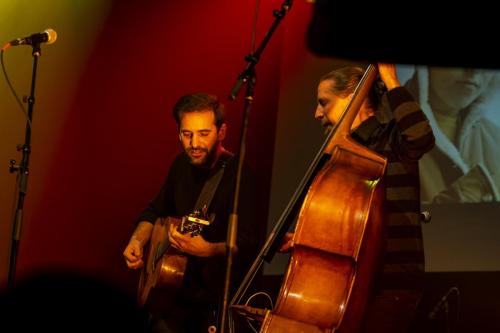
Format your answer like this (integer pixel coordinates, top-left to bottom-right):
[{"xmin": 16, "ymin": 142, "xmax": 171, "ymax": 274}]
[
  {"xmin": 314, "ymin": 106, "xmax": 324, "ymax": 121},
  {"xmin": 190, "ymin": 134, "xmax": 200, "ymax": 148}
]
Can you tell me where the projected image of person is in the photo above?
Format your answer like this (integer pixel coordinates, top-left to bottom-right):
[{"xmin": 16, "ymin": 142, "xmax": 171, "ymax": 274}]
[{"xmin": 405, "ymin": 66, "xmax": 500, "ymax": 203}]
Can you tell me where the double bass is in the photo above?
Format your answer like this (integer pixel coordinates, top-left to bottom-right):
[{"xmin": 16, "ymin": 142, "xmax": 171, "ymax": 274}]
[{"xmin": 235, "ymin": 65, "xmax": 387, "ymax": 332}]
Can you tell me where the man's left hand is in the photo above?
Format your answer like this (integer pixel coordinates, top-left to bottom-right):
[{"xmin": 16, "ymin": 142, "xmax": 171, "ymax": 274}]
[{"xmin": 168, "ymin": 223, "xmax": 214, "ymax": 257}]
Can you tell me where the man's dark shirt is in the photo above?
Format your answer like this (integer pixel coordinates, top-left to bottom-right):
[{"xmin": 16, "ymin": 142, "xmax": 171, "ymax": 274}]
[{"xmin": 137, "ymin": 151, "xmax": 257, "ymax": 329}]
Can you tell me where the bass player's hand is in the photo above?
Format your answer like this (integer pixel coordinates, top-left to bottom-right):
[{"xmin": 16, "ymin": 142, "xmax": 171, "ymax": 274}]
[{"xmin": 278, "ymin": 232, "xmax": 294, "ymax": 253}]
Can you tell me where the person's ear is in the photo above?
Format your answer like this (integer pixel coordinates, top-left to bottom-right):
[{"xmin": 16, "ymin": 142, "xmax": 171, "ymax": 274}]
[
  {"xmin": 178, "ymin": 132, "xmax": 182, "ymax": 141},
  {"xmin": 217, "ymin": 124, "xmax": 227, "ymax": 141}
]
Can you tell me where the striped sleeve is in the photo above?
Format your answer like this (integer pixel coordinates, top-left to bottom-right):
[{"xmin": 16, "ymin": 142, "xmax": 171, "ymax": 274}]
[{"xmin": 383, "ymin": 87, "xmax": 435, "ymax": 161}]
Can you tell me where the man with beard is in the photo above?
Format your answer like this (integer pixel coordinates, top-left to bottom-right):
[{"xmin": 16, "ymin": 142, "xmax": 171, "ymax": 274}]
[
  {"xmin": 123, "ymin": 92, "xmax": 257, "ymax": 332},
  {"xmin": 280, "ymin": 64, "xmax": 435, "ymax": 332},
  {"xmin": 315, "ymin": 64, "xmax": 434, "ymax": 332}
]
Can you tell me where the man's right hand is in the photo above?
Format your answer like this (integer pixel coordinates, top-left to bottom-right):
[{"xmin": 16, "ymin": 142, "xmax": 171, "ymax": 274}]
[
  {"xmin": 123, "ymin": 239, "xmax": 144, "ymax": 269},
  {"xmin": 123, "ymin": 221, "xmax": 153, "ymax": 269}
]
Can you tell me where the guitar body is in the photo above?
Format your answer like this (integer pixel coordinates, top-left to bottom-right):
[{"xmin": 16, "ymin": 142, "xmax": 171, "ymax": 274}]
[
  {"xmin": 137, "ymin": 215, "xmax": 209, "ymax": 312},
  {"xmin": 137, "ymin": 217, "xmax": 186, "ymax": 308}
]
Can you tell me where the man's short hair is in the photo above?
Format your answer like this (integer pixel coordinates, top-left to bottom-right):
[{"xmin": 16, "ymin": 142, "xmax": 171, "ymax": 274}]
[{"xmin": 172, "ymin": 92, "xmax": 225, "ymax": 129}]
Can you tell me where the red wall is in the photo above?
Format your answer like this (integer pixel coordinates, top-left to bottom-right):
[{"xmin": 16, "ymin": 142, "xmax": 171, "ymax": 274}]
[{"xmin": 14, "ymin": 0, "xmax": 287, "ymax": 295}]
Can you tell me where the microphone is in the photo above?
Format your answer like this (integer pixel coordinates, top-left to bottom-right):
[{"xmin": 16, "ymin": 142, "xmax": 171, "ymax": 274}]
[
  {"xmin": 2, "ymin": 29, "xmax": 57, "ymax": 51},
  {"xmin": 420, "ymin": 210, "xmax": 431, "ymax": 223},
  {"xmin": 428, "ymin": 286, "xmax": 459, "ymax": 320}
]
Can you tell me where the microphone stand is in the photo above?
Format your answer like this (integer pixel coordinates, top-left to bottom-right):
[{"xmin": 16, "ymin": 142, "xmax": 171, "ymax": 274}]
[
  {"xmin": 219, "ymin": 1, "xmax": 293, "ymax": 332},
  {"xmin": 7, "ymin": 42, "xmax": 42, "ymax": 288}
]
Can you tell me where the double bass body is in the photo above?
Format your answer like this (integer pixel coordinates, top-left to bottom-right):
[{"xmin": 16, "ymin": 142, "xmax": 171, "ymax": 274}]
[{"xmin": 260, "ymin": 66, "xmax": 387, "ymax": 332}]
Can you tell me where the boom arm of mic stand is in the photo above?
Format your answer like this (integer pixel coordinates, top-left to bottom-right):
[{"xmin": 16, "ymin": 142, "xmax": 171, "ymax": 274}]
[{"xmin": 228, "ymin": 0, "xmax": 293, "ymax": 101}]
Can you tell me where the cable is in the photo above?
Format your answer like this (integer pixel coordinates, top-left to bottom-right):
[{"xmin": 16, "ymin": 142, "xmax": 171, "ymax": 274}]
[
  {"xmin": 1, "ymin": 50, "xmax": 32, "ymax": 128},
  {"xmin": 245, "ymin": 291, "xmax": 274, "ymax": 333},
  {"xmin": 245, "ymin": 291, "xmax": 274, "ymax": 309}
]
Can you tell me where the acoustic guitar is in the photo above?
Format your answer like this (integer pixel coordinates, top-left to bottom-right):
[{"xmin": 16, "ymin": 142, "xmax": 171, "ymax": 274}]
[{"xmin": 137, "ymin": 214, "xmax": 210, "ymax": 307}]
